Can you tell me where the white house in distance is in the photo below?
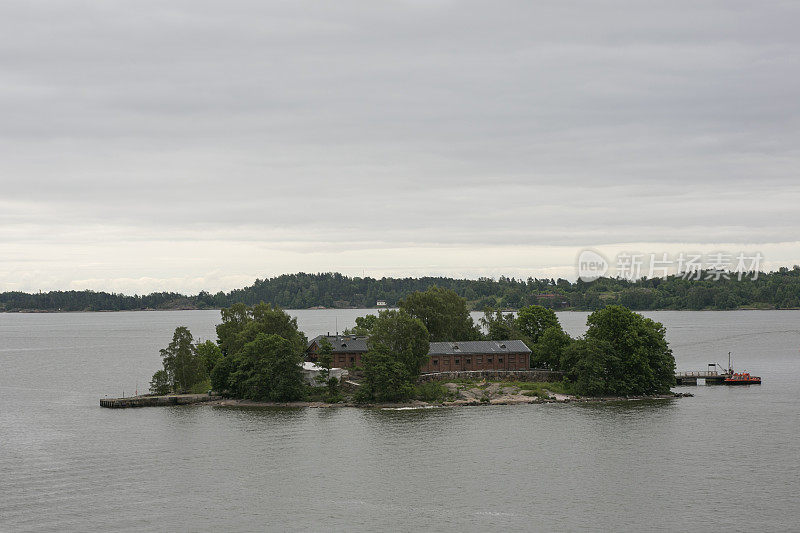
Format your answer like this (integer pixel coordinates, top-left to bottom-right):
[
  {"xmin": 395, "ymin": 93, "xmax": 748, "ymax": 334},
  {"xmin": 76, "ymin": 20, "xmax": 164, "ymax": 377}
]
[{"xmin": 376, "ymin": 300, "xmax": 387, "ymax": 307}]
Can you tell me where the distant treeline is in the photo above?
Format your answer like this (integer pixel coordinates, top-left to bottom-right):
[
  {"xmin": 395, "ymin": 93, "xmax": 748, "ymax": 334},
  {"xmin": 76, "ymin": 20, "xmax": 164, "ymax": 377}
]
[{"xmin": 3, "ymin": 268, "xmax": 800, "ymax": 312}]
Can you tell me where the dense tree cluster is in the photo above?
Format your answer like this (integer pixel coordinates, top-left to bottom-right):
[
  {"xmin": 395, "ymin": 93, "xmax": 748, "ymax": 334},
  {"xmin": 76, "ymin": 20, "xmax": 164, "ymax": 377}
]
[
  {"xmin": 562, "ymin": 307, "xmax": 675, "ymax": 396},
  {"xmin": 150, "ymin": 303, "xmax": 307, "ymax": 402},
  {"xmin": 210, "ymin": 303, "xmax": 307, "ymax": 402},
  {"xmin": 482, "ymin": 304, "xmax": 676, "ymax": 396},
  {"xmin": 357, "ymin": 309, "xmax": 430, "ymax": 403},
  {"xmin": 149, "ymin": 326, "xmax": 210, "ymax": 394},
  {"xmin": 6, "ymin": 267, "xmax": 800, "ymax": 312},
  {"xmin": 399, "ymin": 286, "xmax": 482, "ymax": 341}
]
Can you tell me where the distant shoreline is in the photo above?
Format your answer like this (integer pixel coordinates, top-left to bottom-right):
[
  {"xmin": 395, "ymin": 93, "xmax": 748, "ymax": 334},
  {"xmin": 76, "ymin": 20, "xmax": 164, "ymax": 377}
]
[{"xmin": 5, "ymin": 307, "xmax": 798, "ymax": 314}]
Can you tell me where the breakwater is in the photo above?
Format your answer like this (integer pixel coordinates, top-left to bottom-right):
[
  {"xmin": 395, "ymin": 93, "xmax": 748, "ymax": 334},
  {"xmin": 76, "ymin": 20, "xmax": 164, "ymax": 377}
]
[{"xmin": 100, "ymin": 393, "xmax": 220, "ymax": 408}]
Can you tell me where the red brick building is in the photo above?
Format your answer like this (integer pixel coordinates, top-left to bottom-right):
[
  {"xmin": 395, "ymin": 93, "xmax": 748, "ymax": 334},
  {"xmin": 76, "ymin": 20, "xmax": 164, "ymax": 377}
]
[
  {"xmin": 420, "ymin": 340, "xmax": 531, "ymax": 373},
  {"xmin": 307, "ymin": 335, "xmax": 531, "ymax": 373}
]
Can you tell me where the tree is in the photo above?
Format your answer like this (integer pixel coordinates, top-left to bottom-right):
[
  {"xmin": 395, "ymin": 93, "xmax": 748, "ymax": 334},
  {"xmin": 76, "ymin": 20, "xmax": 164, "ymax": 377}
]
[
  {"xmin": 530, "ymin": 325, "xmax": 573, "ymax": 370},
  {"xmin": 228, "ymin": 333, "xmax": 305, "ymax": 401},
  {"xmin": 315, "ymin": 338, "xmax": 334, "ymax": 387},
  {"xmin": 210, "ymin": 354, "xmax": 235, "ymax": 393},
  {"xmin": 196, "ymin": 340, "xmax": 223, "ymax": 376},
  {"xmin": 564, "ymin": 306, "xmax": 675, "ymax": 396},
  {"xmin": 399, "ymin": 286, "xmax": 481, "ymax": 341},
  {"xmin": 344, "ymin": 314, "xmax": 378, "ymax": 335},
  {"xmin": 157, "ymin": 326, "xmax": 205, "ymax": 392},
  {"xmin": 515, "ymin": 305, "xmax": 558, "ymax": 344},
  {"xmin": 357, "ymin": 309, "xmax": 429, "ymax": 403},
  {"xmin": 216, "ymin": 303, "xmax": 251, "ymax": 356},
  {"xmin": 216, "ymin": 302, "xmax": 307, "ymax": 357},
  {"xmin": 480, "ymin": 309, "xmax": 517, "ymax": 340},
  {"xmin": 368, "ymin": 309, "xmax": 430, "ymax": 378},
  {"xmin": 149, "ymin": 369, "xmax": 171, "ymax": 395},
  {"xmin": 211, "ymin": 303, "xmax": 308, "ymax": 398},
  {"xmin": 358, "ymin": 346, "xmax": 414, "ymax": 403}
]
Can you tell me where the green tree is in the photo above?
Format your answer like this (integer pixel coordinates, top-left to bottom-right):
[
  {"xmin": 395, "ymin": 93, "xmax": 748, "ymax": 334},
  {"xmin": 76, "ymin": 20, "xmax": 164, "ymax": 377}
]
[
  {"xmin": 216, "ymin": 302, "xmax": 251, "ymax": 356},
  {"xmin": 228, "ymin": 333, "xmax": 305, "ymax": 401},
  {"xmin": 216, "ymin": 302, "xmax": 306, "ymax": 357},
  {"xmin": 345, "ymin": 314, "xmax": 378, "ymax": 335},
  {"xmin": 399, "ymin": 286, "xmax": 480, "ymax": 341},
  {"xmin": 531, "ymin": 325, "xmax": 573, "ymax": 370},
  {"xmin": 196, "ymin": 340, "xmax": 223, "ymax": 376},
  {"xmin": 211, "ymin": 303, "xmax": 308, "ymax": 398},
  {"xmin": 315, "ymin": 338, "xmax": 334, "ymax": 387},
  {"xmin": 158, "ymin": 326, "xmax": 205, "ymax": 392},
  {"xmin": 149, "ymin": 369, "xmax": 171, "ymax": 395},
  {"xmin": 368, "ymin": 309, "xmax": 430, "ymax": 378},
  {"xmin": 515, "ymin": 305, "xmax": 558, "ymax": 344},
  {"xmin": 480, "ymin": 309, "xmax": 518, "ymax": 340},
  {"xmin": 357, "ymin": 346, "xmax": 414, "ymax": 403},
  {"xmin": 564, "ymin": 306, "xmax": 675, "ymax": 396},
  {"xmin": 210, "ymin": 354, "xmax": 235, "ymax": 393}
]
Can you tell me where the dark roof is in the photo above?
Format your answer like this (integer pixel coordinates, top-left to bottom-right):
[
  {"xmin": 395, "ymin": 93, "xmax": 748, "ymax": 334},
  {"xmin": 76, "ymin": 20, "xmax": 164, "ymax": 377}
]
[
  {"xmin": 428, "ymin": 340, "xmax": 531, "ymax": 356},
  {"xmin": 308, "ymin": 335, "xmax": 369, "ymax": 353},
  {"xmin": 309, "ymin": 336, "xmax": 531, "ymax": 356}
]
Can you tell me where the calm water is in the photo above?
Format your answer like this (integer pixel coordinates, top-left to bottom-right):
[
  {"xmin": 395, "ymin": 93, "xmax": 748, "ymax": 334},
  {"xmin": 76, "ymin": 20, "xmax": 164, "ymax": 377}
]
[{"xmin": 1, "ymin": 310, "xmax": 799, "ymax": 532}]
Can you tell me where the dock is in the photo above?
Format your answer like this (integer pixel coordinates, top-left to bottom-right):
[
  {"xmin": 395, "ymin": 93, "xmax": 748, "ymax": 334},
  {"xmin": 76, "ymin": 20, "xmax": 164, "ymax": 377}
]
[
  {"xmin": 100, "ymin": 393, "xmax": 221, "ymax": 408},
  {"xmin": 674, "ymin": 371, "xmax": 728, "ymax": 385}
]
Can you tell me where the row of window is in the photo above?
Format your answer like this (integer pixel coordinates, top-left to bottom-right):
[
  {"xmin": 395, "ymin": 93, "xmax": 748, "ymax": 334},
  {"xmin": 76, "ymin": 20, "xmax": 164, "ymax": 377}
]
[
  {"xmin": 334, "ymin": 354, "xmax": 522, "ymax": 365},
  {"xmin": 432, "ymin": 357, "xmax": 508, "ymax": 365}
]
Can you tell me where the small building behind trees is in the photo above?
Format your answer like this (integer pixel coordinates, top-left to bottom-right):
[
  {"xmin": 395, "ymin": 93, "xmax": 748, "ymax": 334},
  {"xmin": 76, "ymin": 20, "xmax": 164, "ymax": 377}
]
[{"xmin": 307, "ymin": 334, "xmax": 369, "ymax": 367}]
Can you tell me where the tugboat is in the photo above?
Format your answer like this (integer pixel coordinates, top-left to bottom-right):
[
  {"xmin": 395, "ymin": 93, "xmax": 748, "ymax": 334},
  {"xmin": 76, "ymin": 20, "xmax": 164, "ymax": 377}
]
[
  {"xmin": 718, "ymin": 352, "xmax": 762, "ymax": 385},
  {"xmin": 724, "ymin": 372, "xmax": 761, "ymax": 385}
]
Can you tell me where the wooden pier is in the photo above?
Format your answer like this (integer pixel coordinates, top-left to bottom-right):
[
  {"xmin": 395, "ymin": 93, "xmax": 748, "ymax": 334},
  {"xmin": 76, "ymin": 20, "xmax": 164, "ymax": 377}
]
[{"xmin": 100, "ymin": 393, "xmax": 220, "ymax": 408}]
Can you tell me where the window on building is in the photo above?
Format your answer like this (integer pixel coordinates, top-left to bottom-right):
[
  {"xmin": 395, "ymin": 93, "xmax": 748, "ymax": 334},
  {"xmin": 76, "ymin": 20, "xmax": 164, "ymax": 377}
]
[
  {"xmin": 477, "ymin": 357, "xmax": 483, "ymax": 363},
  {"xmin": 466, "ymin": 358, "xmax": 471, "ymax": 364},
  {"xmin": 487, "ymin": 358, "xmax": 493, "ymax": 363},
  {"xmin": 455, "ymin": 359, "xmax": 460, "ymax": 364},
  {"xmin": 433, "ymin": 360, "xmax": 439, "ymax": 365},
  {"xmin": 339, "ymin": 356, "xmax": 345, "ymax": 362},
  {"xmin": 350, "ymin": 356, "xmax": 355, "ymax": 363},
  {"xmin": 498, "ymin": 358, "xmax": 503, "ymax": 363}
]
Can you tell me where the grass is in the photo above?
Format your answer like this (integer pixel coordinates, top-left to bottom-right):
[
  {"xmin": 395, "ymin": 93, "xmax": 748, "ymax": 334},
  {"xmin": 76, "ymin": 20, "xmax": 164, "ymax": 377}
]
[
  {"xmin": 414, "ymin": 382, "xmax": 453, "ymax": 402},
  {"xmin": 494, "ymin": 380, "xmax": 573, "ymax": 399},
  {"xmin": 188, "ymin": 379, "xmax": 212, "ymax": 394}
]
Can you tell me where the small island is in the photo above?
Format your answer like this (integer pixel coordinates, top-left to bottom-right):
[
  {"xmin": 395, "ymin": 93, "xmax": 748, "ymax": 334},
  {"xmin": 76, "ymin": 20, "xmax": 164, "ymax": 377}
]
[{"xmin": 104, "ymin": 287, "xmax": 680, "ymax": 408}]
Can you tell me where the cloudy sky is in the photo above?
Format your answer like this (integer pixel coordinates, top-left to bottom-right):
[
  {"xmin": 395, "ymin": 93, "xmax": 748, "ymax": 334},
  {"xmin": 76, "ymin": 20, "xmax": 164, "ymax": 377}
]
[{"xmin": 1, "ymin": 1, "xmax": 799, "ymax": 293}]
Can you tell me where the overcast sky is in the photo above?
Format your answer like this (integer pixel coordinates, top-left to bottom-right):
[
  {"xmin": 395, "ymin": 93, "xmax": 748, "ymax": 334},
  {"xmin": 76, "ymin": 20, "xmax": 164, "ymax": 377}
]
[{"xmin": 1, "ymin": 0, "xmax": 799, "ymax": 293}]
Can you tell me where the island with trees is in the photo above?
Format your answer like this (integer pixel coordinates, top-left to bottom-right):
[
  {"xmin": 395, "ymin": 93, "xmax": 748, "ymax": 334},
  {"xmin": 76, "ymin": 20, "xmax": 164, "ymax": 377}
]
[
  {"xmin": 6, "ymin": 268, "xmax": 800, "ymax": 312},
  {"xmin": 142, "ymin": 287, "xmax": 680, "ymax": 407}
]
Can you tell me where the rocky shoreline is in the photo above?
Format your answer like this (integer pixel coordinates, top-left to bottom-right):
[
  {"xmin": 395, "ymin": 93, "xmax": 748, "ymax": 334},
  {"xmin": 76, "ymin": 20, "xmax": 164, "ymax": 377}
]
[
  {"xmin": 201, "ymin": 386, "xmax": 692, "ymax": 410},
  {"xmin": 102, "ymin": 382, "xmax": 692, "ymax": 410}
]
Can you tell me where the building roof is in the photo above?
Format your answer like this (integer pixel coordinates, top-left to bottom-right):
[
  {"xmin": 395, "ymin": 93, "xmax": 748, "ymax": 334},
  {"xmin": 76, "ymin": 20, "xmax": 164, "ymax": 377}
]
[
  {"xmin": 308, "ymin": 335, "xmax": 369, "ymax": 353},
  {"xmin": 428, "ymin": 340, "xmax": 531, "ymax": 356},
  {"xmin": 308, "ymin": 335, "xmax": 530, "ymax": 356}
]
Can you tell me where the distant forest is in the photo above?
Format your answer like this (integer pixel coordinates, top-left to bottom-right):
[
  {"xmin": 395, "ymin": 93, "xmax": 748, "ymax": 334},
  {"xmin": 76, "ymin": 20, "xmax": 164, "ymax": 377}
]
[{"xmin": 3, "ymin": 268, "xmax": 800, "ymax": 312}]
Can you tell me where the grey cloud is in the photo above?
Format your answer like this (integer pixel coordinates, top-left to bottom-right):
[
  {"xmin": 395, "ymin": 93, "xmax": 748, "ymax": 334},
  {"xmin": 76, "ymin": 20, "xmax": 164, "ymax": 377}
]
[{"xmin": 1, "ymin": 1, "xmax": 799, "ymax": 290}]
